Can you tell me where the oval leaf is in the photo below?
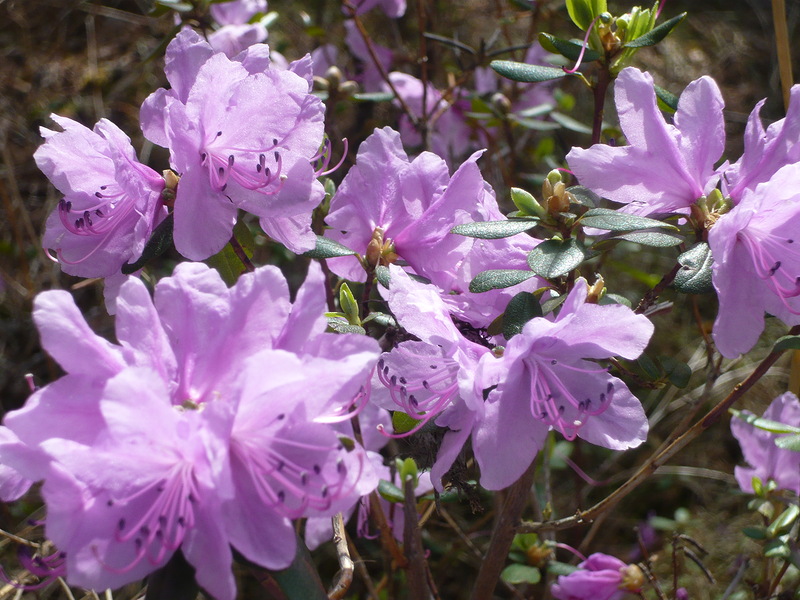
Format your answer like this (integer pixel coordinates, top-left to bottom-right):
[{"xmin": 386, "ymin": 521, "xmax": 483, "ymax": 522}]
[
  {"xmin": 303, "ymin": 236, "xmax": 357, "ymax": 259},
  {"xmin": 469, "ymin": 269, "xmax": 537, "ymax": 293},
  {"xmin": 775, "ymin": 434, "xmax": 800, "ymax": 451},
  {"xmin": 502, "ymin": 291, "xmax": 543, "ymax": 340},
  {"xmin": 673, "ymin": 242, "xmax": 714, "ymax": 294},
  {"xmin": 527, "ymin": 238, "xmax": 586, "ymax": 279},
  {"xmin": 580, "ymin": 207, "xmax": 677, "ymax": 232},
  {"xmin": 490, "ymin": 60, "xmax": 568, "ymax": 83},
  {"xmin": 609, "ymin": 229, "xmax": 684, "ymax": 247},
  {"xmin": 538, "ymin": 32, "xmax": 602, "ymax": 62},
  {"xmin": 377, "ymin": 479, "xmax": 405, "ymax": 503},
  {"xmin": 451, "ymin": 219, "xmax": 538, "ymax": 239},
  {"xmin": 655, "ymin": 84, "xmax": 679, "ymax": 113},
  {"xmin": 624, "ymin": 12, "xmax": 687, "ymax": 48},
  {"xmin": 567, "ymin": 185, "xmax": 601, "ymax": 208},
  {"xmin": 773, "ymin": 335, "xmax": 800, "ymax": 352},
  {"xmin": 501, "ymin": 564, "xmax": 541, "ymax": 585}
]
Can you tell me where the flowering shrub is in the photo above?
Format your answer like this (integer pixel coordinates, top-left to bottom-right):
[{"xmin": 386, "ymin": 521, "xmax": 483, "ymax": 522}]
[{"xmin": 4, "ymin": 0, "xmax": 800, "ymax": 598}]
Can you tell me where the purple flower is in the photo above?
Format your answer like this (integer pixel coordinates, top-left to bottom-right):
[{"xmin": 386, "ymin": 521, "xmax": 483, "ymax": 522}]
[
  {"xmin": 207, "ymin": 0, "xmax": 269, "ymax": 57},
  {"xmin": 348, "ymin": 0, "xmax": 406, "ymax": 17},
  {"xmin": 374, "ymin": 265, "xmax": 494, "ymax": 487},
  {"xmin": 473, "ymin": 279, "xmax": 652, "ymax": 490},
  {"xmin": 708, "ymin": 164, "xmax": 800, "ymax": 357},
  {"xmin": 388, "ymin": 72, "xmax": 474, "ymax": 163},
  {"xmin": 723, "ymin": 85, "xmax": 800, "ymax": 201},
  {"xmin": 2, "ymin": 261, "xmax": 380, "ymax": 598},
  {"xmin": 140, "ymin": 29, "xmax": 325, "ymax": 259},
  {"xmin": 344, "ymin": 20, "xmax": 393, "ymax": 92},
  {"xmin": 325, "ymin": 126, "xmax": 536, "ymax": 327},
  {"xmin": 35, "ymin": 115, "xmax": 166, "ymax": 278},
  {"xmin": 566, "ymin": 67, "xmax": 724, "ymax": 217},
  {"xmin": 551, "ymin": 553, "xmax": 643, "ymax": 600},
  {"xmin": 730, "ymin": 392, "xmax": 800, "ymax": 495}
]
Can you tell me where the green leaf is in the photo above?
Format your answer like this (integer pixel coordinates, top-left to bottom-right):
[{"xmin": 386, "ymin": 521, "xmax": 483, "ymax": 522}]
[
  {"xmin": 375, "ymin": 265, "xmax": 391, "ymax": 288},
  {"xmin": 326, "ymin": 318, "xmax": 366, "ymax": 335},
  {"xmin": 608, "ymin": 229, "xmax": 684, "ymax": 247},
  {"xmin": 580, "ymin": 207, "xmax": 677, "ymax": 232},
  {"xmin": 775, "ymin": 434, "xmax": 800, "ymax": 451},
  {"xmin": 362, "ymin": 311, "xmax": 396, "ymax": 327},
  {"xmin": 764, "ymin": 537, "xmax": 792, "ymax": 559},
  {"xmin": 392, "ymin": 410, "xmax": 420, "ymax": 434},
  {"xmin": 503, "ymin": 292, "xmax": 543, "ymax": 340},
  {"xmin": 378, "ymin": 479, "xmax": 405, "ymax": 503},
  {"xmin": 122, "ymin": 212, "xmax": 174, "ymax": 274},
  {"xmin": 741, "ymin": 527, "xmax": 767, "ymax": 540},
  {"xmin": 353, "ymin": 92, "xmax": 396, "ymax": 102},
  {"xmin": 773, "ymin": 335, "xmax": 800, "ymax": 352},
  {"xmin": 204, "ymin": 221, "xmax": 255, "ymax": 286},
  {"xmin": 565, "ymin": 0, "xmax": 599, "ymax": 30},
  {"xmin": 490, "ymin": 60, "xmax": 568, "ymax": 83},
  {"xmin": 527, "ymin": 238, "xmax": 586, "ymax": 278},
  {"xmin": 546, "ymin": 561, "xmax": 579, "ymax": 576},
  {"xmin": 541, "ymin": 292, "xmax": 566, "ymax": 315},
  {"xmin": 673, "ymin": 242, "xmax": 714, "ymax": 294},
  {"xmin": 767, "ymin": 504, "xmax": 800, "ymax": 537},
  {"xmin": 269, "ymin": 535, "xmax": 329, "ymax": 600},
  {"xmin": 567, "ymin": 186, "xmax": 601, "ymax": 208},
  {"xmin": 637, "ymin": 354, "xmax": 661, "ymax": 380},
  {"xmin": 538, "ymin": 33, "xmax": 602, "ymax": 62},
  {"xmin": 302, "ymin": 236, "xmax": 357, "ymax": 259},
  {"xmin": 501, "ymin": 564, "xmax": 541, "ymax": 585},
  {"xmin": 509, "ymin": 116, "xmax": 562, "ymax": 131},
  {"xmin": 451, "ymin": 219, "xmax": 538, "ymax": 239},
  {"xmin": 623, "ymin": 12, "xmax": 687, "ymax": 48},
  {"xmin": 511, "ymin": 187, "xmax": 543, "ymax": 216},
  {"xmin": 469, "ymin": 269, "xmax": 537, "ymax": 293},
  {"xmin": 730, "ymin": 411, "xmax": 800, "ymax": 435},
  {"xmin": 550, "ymin": 111, "xmax": 592, "ymax": 134},
  {"xmin": 655, "ymin": 84, "xmax": 679, "ymax": 112},
  {"xmin": 339, "ymin": 283, "xmax": 360, "ymax": 325},
  {"xmin": 660, "ymin": 356, "xmax": 692, "ymax": 388}
]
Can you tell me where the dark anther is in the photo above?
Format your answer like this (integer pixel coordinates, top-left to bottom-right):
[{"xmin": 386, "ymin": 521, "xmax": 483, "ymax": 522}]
[
  {"xmin": 216, "ymin": 131, "xmax": 222, "ymax": 137},
  {"xmin": 218, "ymin": 166, "xmax": 225, "ymax": 177},
  {"xmin": 551, "ymin": 359, "xmax": 558, "ymax": 365},
  {"xmin": 313, "ymin": 464, "xmax": 321, "ymax": 474},
  {"xmin": 769, "ymin": 261, "xmax": 781, "ymax": 276},
  {"xmin": 118, "ymin": 518, "xmax": 126, "ymax": 531},
  {"xmin": 277, "ymin": 490, "xmax": 286, "ymax": 503},
  {"xmin": 399, "ymin": 376, "xmax": 407, "ymax": 384},
  {"xmin": 422, "ymin": 380, "xmax": 430, "ymax": 389},
  {"xmin": 95, "ymin": 191, "xmax": 103, "ymax": 198}
]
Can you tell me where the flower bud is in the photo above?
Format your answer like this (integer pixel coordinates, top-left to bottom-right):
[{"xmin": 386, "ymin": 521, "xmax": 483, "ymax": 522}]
[
  {"xmin": 619, "ymin": 563, "xmax": 645, "ymax": 592},
  {"xmin": 325, "ymin": 66, "xmax": 343, "ymax": 91},
  {"xmin": 491, "ymin": 92, "xmax": 512, "ymax": 116}
]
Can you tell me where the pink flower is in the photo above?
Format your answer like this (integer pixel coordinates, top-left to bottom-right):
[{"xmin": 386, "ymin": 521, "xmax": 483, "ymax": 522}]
[
  {"xmin": 140, "ymin": 29, "xmax": 325, "ymax": 259},
  {"xmin": 551, "ymin": 553, "xmax": 643, "ymax": 600},
  {"xmin": 730, "ymin": 392, "xmax": 800, "ymax": 495},
  {"xmin": 35, "ymin": 115, "xmax": 166, "ymax": 278}
]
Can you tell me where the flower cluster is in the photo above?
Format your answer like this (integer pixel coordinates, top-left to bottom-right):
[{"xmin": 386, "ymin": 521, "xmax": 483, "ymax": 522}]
[
  {"xmin": 568, "ymin": 67, "xmax": 800, "ymax": 357},
  {"xmin": 0, "ymin": 263, "xmax": 379, "ymax": 599}
]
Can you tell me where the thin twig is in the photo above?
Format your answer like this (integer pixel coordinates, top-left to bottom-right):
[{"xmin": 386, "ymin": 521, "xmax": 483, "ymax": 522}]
[
  {"xmin": 229, "ymin": 234, "xmax": 255, "ymax": 272},
  {"xmin": 771, "ymin": 0, "xmax": 794, "ymax": 110},
  {"xmin": 403, "ymin": 477, "xmax": 429, "ymax": 600},
  {"xmin": 342, "ymin": 1, "xmax": 418, "ymax": 126},
  {"xmin": 346, "ymin": 532, "xmax": 380, "ymax": 600},
  {"xmin": 328, "ymin": 513, "xmax": 354, "ymax": 599},
  {"xmin": 518, "ymin": 326, "xmax": 800, "ymax": 534}
]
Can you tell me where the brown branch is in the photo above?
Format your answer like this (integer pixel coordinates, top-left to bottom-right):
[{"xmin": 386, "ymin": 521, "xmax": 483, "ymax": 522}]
[
  {"xmin": 328, "ymin": 513, "xmax": 354, "ymax": 599},
  {"xmin": 403, "ymin": 477, "xmax": 430, "ymax": 600},
  {"xmin": 469, "ymin": 461, "xmax": 536, "ymax": 600}
]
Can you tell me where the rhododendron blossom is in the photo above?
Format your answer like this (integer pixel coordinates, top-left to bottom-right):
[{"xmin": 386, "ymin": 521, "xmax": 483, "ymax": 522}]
[
  {"xmin": 35, "ymin": 115, "xmax": 166, "ymax": 278},
  {"xmin": 0, "ymin": 262, "xmax": 380, "ymax": 599},
  {"xmin": 140, "ymin": 29, "xmax": 325, "ymax": 259},
  {"xmin": 731, "ymin": 392, "xmax": 800, "ymax": 495},
  {"xmin": 473, "ymin": 279, "xmax": 653, "ymax": 490},
  {"xmin": 551, "ymin": 553, "xmax": 644, "ymax": 600},
  {"xmin": 566, "ymin": 67, "xmax": 724, "ymax": 217}
]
